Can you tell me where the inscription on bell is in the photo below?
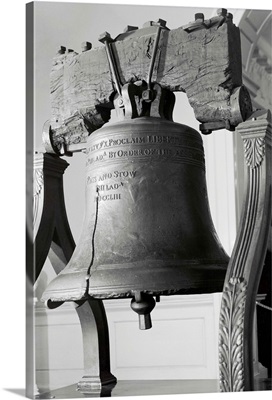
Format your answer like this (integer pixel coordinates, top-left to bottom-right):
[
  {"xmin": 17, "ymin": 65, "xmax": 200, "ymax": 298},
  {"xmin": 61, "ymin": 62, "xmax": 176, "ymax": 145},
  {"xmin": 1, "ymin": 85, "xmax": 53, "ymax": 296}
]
[
  {"xmin": 86, "ymin": 121, "xmax": 206, "ymax": 206},
  {"xmin": 108, "ymin": 148, "xmax": 172, "ymax": 159},
  {"xmin": 89, "ymin": 136, "xmax": 146, "ymax": 152},
  {"xmin": 96, "ymin": 183, "xmax": 123, "ymax": 191},
  {"xmin": 89, "ymin": 134, "xmax": 194, "ymax": 153},
  {"xmin": 96, "ymin": 193, "xmax": 121, "ymax": 202},
  {"xmin": 87, "ymin": 132, "xmax": 205, "ymax": 169},
  {"xmin": 87, "ymin": 170, "xmax": 137, "ymax": 184}
]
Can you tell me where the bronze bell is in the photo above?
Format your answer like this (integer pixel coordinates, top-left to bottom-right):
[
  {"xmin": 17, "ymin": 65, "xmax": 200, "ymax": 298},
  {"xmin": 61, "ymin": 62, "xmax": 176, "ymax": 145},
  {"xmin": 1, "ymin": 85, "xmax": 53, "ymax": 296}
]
[{"xmin": 42, "ymin": 83, "xmax": 229, "ymax": 329}]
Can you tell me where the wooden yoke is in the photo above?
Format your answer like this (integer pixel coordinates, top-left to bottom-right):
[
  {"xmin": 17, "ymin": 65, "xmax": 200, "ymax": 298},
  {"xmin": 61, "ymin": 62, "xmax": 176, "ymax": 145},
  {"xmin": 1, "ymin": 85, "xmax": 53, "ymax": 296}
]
[{"xmin": 44, "ymin": 9, "xmax": 252, "ymax": 156}]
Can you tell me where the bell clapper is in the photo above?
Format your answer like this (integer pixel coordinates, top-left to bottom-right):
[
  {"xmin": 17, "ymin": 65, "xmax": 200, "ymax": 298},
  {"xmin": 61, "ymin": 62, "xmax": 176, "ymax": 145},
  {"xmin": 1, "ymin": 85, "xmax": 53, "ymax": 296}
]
[{"xmin": 130, "ymin": 292, "xmax": 156, "ymax": 330}]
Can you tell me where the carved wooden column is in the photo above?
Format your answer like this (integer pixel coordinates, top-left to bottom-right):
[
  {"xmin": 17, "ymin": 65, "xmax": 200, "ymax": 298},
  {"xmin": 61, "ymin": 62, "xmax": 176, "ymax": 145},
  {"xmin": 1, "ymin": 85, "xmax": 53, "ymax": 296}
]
[
  {"xmin": 218, "ymin": 109, "xmax": 271, "ymax": 391},
  {"xmin": 76, "ymin": 299, "xmax": 116, "ymax": 393},
  {"xmin": 34, "ymin": 152, "xmax": 116, "ymax": 394}
]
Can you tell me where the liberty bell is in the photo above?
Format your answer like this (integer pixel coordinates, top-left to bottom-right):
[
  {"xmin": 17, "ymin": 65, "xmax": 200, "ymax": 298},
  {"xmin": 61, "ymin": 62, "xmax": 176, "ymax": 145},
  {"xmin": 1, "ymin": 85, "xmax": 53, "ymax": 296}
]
[{"xmin": 42, "ymin": 24, "xmax": 229, "ymax": 330}]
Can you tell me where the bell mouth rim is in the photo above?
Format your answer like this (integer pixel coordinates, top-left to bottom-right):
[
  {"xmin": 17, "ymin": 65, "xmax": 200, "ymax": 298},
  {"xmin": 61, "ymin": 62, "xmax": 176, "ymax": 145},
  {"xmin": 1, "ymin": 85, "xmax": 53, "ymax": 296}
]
[
  {"xmin": 88, "ymin": 286, "xmax": 224, "ymax": 300},
  {"xmin": 43, "ymin": 283, "xmax": 226, "ymax": 303},
  {"xmin": 87, "ymin": 258, "xmax": 228, "ymax": 300},
  {"xmin": 42, "ymin": 257, "xmax": 229, "ymax": 303}
]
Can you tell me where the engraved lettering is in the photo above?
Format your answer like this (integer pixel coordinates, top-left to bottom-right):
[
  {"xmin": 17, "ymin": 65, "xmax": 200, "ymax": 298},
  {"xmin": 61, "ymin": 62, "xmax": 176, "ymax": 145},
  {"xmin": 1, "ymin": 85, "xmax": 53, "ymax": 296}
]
[
  {"xmin": 105, "ymin": 148, "xmax": 173, "ymax": 159},
  {"xmin": 98, "ymin": 173, "xmax": 112, "ymax": 181},
  {"xmin": 89, "ymin": 136, "xmax": 147, "ymax": 153},
  {"xmin": 95, "ymin": 153, "xmax": 106, "ymax": 162},
  {"xmin": 87, "ymin": 170, "xmax": 137, "ymax": 186},
  {"xmin": 113, "ymin": 170, "xmax": 137, "ymax": 179},
  {"xmin": 132, "ymin": 137, "xmax": 145, "ymax": 144},
  {"xmin": 87, "ymin": 134, "xmax": 204, "ymax": 169},
  {"xmin": 87, "ymin": 176, "xmax": 97, "ymax": 184},
  {"xmin": 147, "ymin": 135, "xmax": 178, "ymax": 144},
  {"xmin": 95, "ymin": 193, "xmax": 122, "ymax": 202},
  {"xmin": 96, "ymin": 183, "xmax": 123, "ymax": 192}
]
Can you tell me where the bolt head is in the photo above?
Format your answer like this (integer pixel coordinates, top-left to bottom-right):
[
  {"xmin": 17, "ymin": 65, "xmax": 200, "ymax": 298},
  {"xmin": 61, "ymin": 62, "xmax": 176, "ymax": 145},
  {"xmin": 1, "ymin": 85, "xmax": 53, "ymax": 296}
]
[
  {"xmin": 142, "ymin": 89, "xmax": 153, "ymax": 102},
  {"xmin": 99, "ymin": 31, "xmax": 113, "ymax": 44},
  {"xmin": 155, "ymin": 18, "xmax": 167, "ymax": 27},
  {"xmin": 217, "ymin": 8, "xmax": 227, "ymax": 17},
  {"xmin": 201, "ymin": 129, "xmax": 212, "ymax": 135},
  {"xmin": 81, "ymin": 41, "xmax": 92, "ymax": 52},
  {"xmin": 195, "ymin": 13, "xmax": 204, "ymax": 21},
  {"xmin": 118, "ymin": 97, "xmax": 124, "ymax": 107},
  {"xmin": 57, "ymin": 46, "xmax": 66, "ymax": 55},
  {"xmin": 143, "ymin": 21, "xmax": 153, "ymax": 28},
  {"xmin": 123, "ymin": 25, "xmax": 138, "ymax": 33}
]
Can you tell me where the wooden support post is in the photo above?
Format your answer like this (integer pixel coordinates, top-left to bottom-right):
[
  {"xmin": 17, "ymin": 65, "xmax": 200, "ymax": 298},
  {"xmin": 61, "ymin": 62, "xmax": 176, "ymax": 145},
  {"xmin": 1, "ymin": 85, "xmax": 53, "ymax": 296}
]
[
  {"xmin": 76, "ymin": 299, "xmax": 116, "ymax": 393},
  {"xmin": 218, "ymin": 110, "xmax": 271, "ymax": 391}
]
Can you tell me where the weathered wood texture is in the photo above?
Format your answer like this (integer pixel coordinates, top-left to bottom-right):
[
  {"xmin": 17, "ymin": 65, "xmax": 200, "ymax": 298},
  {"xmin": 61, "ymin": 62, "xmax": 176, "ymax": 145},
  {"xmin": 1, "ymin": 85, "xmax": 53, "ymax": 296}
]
[{"xmin": 49, "ymin": 19, "xmax": 242, "ymax": 149}]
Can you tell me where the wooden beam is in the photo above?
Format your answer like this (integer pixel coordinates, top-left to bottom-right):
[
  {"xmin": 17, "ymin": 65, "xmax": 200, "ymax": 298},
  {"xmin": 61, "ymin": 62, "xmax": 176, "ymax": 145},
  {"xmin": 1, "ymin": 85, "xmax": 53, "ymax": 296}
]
[{"xmin": 48, "ymin": 16, "xmax": 245, "ymax": 150}]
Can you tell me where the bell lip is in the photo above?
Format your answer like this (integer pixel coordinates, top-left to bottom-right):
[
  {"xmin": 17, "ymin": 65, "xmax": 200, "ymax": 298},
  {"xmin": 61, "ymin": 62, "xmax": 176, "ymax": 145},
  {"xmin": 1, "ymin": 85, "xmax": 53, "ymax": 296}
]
[
  {"xmin": 41, "ymin": 257, "xmax": 229, "ymax": 302},
  {"xmin": 41, "ymin": 290, "xmax": 88, "ymax": 303},
  {"xmin": 40, "ymin": 257, "xmax": 229, "ymax": 302},
  {"xmin": 88, "ymin": 284, "xmax": 226, "ymax": 300},
  {"xmin": 87, "ymin": 259, "xmax": 229, "ymax": 300},
  {"xmin": 41, "ymin": 271, "xmax": 89, "ymax": 303}
]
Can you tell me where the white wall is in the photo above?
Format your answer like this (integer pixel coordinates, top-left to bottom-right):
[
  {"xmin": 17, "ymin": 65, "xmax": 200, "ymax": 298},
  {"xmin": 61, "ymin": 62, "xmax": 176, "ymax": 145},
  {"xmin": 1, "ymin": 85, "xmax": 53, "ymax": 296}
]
[{"xmin": 35, "ymin": 292, "xmax": 223, "ymax": 391}]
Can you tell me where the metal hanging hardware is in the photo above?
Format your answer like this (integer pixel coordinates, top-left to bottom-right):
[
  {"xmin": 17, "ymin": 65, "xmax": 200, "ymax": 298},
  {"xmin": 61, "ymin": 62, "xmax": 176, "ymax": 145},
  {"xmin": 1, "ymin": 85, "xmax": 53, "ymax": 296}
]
[{"xmin": 99, "ymin": 32, "xmax": 123, "ymax": 108}]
